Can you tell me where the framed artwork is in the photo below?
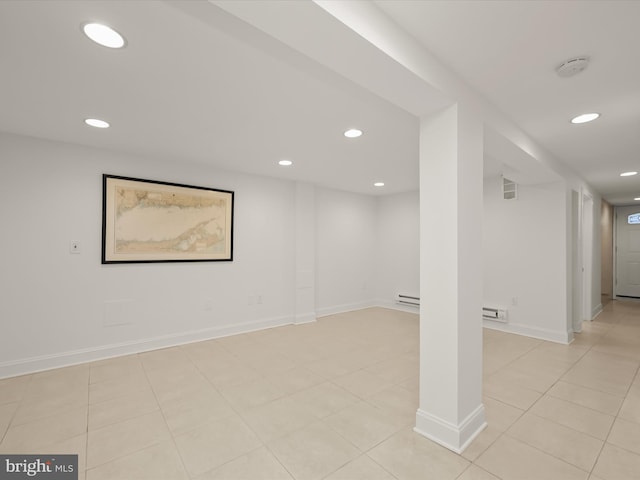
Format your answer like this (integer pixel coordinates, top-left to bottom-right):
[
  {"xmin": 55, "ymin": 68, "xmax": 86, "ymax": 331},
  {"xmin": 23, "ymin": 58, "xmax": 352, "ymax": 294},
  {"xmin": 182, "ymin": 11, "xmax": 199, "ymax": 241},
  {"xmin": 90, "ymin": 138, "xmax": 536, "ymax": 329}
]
[{"xmin": 102, "ymin": 174, "xmax": 234, "ymax": 264}]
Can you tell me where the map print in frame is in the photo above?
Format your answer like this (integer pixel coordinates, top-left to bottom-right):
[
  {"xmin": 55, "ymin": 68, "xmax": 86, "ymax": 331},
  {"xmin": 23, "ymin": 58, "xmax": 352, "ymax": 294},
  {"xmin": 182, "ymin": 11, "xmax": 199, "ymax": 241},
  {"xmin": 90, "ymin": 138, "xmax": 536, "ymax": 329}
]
[{"xmin": 102, "ymin": 175, "xmax": 234, "ymax": 263}]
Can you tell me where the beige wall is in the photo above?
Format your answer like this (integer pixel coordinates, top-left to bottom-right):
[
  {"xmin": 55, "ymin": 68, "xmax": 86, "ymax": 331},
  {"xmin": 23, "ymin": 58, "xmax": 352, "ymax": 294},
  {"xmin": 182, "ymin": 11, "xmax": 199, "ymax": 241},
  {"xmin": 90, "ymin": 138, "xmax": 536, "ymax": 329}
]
[{"xmin": 601, "ymin": 199, "xmax": 614, "ymax": 299}]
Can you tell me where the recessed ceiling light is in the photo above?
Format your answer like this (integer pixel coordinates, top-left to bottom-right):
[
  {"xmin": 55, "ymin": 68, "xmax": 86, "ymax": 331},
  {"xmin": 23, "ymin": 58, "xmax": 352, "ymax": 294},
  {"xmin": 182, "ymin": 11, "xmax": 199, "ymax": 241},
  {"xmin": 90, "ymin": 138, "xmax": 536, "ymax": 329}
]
[
  {"xmin": 278, "ymin": 160, "xmax": 292, "ymax": 166},
  {"xmin": 373, "ymin": 182, "xmax": 385, "ymax": 187},
  {"xmin": 570, "ymin": 113, "xmax": 600, "ymax": 124},
  {"xmin": 82, "ymin": 23, "xmax": 126, "ymax": 49},
  {"xmin": 620, "ymin": 171, "xmax": 638, "ymax": 177},
  {"xmin": 85, "ymin": 118, "xmax": 110, "ymax": 128},
  {"xmin": 634, "ymin": 197, "xmax": 640, "ymax": 201},
  {"xmin": 344, "ymin": 129, "xmax": 363, "ymax": 138}
]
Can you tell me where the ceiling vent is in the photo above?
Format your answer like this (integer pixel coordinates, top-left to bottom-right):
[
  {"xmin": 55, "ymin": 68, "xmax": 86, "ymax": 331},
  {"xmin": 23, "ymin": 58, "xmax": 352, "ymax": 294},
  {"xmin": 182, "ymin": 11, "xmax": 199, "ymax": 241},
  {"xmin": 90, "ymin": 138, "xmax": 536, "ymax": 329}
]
[
  {"xmin": 502, "ymin": 177, "xmax": 517, "ymax": 200},
  {"xmin": 556, "ymin": 57, "xmax": 590, "ymax": 78}
]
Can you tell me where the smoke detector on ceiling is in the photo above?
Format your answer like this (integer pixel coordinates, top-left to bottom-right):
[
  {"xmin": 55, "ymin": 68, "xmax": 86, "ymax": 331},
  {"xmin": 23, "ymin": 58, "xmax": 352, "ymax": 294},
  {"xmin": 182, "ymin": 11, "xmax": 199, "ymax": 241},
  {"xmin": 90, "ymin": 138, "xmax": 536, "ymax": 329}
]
[{"xmin": 556, "ymin": 57, "xmax": 590, "ymax": 78}]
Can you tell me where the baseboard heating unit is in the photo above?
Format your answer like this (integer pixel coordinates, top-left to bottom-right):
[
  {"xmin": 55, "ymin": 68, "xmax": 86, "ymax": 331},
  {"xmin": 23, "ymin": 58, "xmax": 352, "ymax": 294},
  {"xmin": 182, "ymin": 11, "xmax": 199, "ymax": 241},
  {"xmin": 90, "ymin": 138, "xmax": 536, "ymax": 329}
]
[
  {"xmin": 396, "ymin": 294, "xmax": 420, "ymax": 308},
  {"xmin": 482, "ymin": 306, "xmax": 507, "ymax": 322}
]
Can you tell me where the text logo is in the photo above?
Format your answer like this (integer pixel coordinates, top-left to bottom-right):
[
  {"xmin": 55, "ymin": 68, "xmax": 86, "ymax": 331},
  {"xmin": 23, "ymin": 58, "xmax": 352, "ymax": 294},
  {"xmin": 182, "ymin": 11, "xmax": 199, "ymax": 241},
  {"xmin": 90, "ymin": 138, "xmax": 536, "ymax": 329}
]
[{"xmin": 0, "ymin": 455, "xmax": 77, "ymax": 480}]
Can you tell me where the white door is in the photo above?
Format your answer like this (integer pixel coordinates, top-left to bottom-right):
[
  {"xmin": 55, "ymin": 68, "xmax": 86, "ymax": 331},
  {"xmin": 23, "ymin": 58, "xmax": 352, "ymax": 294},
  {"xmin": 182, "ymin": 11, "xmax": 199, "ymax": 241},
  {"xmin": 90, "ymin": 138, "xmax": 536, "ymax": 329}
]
[{"xmin": 615, "ymin": 205, "xmax": 640, "ymax": 297}]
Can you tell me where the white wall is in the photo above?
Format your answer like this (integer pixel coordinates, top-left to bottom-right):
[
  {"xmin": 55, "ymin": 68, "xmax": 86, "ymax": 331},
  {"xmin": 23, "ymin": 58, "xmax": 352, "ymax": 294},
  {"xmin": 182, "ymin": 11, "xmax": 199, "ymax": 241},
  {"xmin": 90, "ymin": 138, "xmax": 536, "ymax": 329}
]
[
  {"xmin": 0, "ymin": 132, "xmax": 298, "ymax": 377},
  {"xmin": 374, "ymin": 190, "xmax": 420, "ymax": 310},
  {"xmin": 0, "ymin": 132, "xmax": 401, "ymax": 377},
  {"xmin": 483, "ymin": 176, "xmax": 570, "ymax": 342},
  {"xmin": 0, "ymin": 130, "xmax": 602, "ymax": 377},
  {"xmin": 315, "ymin": 188, "xmax": 377, "ymax": 316}
]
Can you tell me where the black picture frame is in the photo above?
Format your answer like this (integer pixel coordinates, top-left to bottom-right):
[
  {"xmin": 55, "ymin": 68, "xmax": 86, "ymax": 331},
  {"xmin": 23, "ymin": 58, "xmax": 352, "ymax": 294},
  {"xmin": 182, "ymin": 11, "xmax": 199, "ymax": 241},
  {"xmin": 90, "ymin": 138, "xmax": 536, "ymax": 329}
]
[{"xmin": 102, "ymin": 174, "xmax": 234, "ymax": 264}]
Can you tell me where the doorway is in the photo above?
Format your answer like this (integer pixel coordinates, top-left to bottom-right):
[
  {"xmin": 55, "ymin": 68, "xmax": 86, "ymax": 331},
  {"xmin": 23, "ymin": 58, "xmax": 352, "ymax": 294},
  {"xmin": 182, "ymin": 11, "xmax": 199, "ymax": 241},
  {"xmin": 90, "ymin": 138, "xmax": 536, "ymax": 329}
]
[{"xmin": 614, "ymin": 205, "xmax": 640, "ymax": 298}]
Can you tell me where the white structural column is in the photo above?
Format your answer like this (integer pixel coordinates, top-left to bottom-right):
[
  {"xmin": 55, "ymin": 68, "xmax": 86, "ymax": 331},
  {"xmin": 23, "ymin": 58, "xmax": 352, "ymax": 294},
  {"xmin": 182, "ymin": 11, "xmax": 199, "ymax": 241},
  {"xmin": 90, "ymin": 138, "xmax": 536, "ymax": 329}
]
[
  {"xmin": 295, "ymin": 182, "xmax": 317, "ymax": 324},
  {"xmin": 415, "ymin": 104, "xmax": 486, "ymax": 453}
]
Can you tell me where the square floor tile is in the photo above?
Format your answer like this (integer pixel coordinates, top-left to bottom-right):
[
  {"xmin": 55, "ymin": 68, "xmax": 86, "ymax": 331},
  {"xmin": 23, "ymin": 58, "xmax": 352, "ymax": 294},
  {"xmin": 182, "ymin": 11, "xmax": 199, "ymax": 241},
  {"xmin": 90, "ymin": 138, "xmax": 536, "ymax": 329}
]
[
  {"xmin": 461, "ymin": 426, "xmax": 501, "ymax": 462},
  {"xmin": 529, "ymin": 395, "xmax": 614, "ymax": 440},
  {"xmin": 194, "ymin": 446, "xmax": 293, "ymax": 480},
  {"xmin": 456, "ymin": 465, "xmax": 500, "ymax": 480},
  {"xmin": 366, "ymin": 385, "xmax": 417, "ymax": 423},
  {"xmin": 266, "ymin": 367, "xmax": 325, "ymax": 395},
  {"xmin": 88, "ymin": 387, "xmax": 159, "ymax": 430},
  {"xmin": 89, "ymin": 355, "xmax": 145, "ymax": 384},
  {"xmin": 268, "ymin": 421, "xmax": 360, "ymax": 480},
  {"xmin": 0, "ymin": 402, "xmax": 19, "ymax": 438},
  {"xmin": 306, "ymin": 357, "xmax": 360, "ymax": 379},
  {"xmin": 618, "ymin": 389, "xmax": 640, "ymax": 424},
  {"xmin": 160, "ymin": 386, "xmax": 235, "ymax": 436},
  {"xmin": 241, "ymin": 396, "xmax": 317, "ymax": 442},
  {"xmin": 174, "ymin": 415, "xmax": 262, "ymax": 477},
  {"xmin": 288, "ymin": 382, "xmax": 360, "ymax": 419},
  {"xmin": 364, "ymin": 354, "xmax": 417, "ymax": 384},
  {"xmin": 86, "ymin": 441, "xmax": 188, "ymax": 480},
  {"xmin": 483, "ymin": 376, "xmax": 541, "ymax": 410},
  {"xmin": 475, "ymin": 435, "xmax": 588, "ymax": 480},
  {"xmin": 324, "ymin": 455, "xmax": 395, "ymax": 480},
  {"xmin": 87, "ymin": 411, "xmax": 171, "ymax": 469},
  {"xmin": 506, "ymin": 412, "xmax": 603, "ymax": 471},
  {"xmin": 607, "ymin": 417, "xmax": 640, "ymax": 456},
  {"xmin": 88, "ymin": 375, "xmax": 149, "ymax": 405},
  {"xmin": 1, "ymin": 406, "xmax": 87, "ymax": 452},
  {"xmin": 13, "ymin": 388, "xmax": 88, "ymax": 426},
  {"xmin": 218, "ymin": 377, "xmax": 285, "ymax": 411},
  {"xmin": 592, "ymin": 443, "xmax": 640, "ymax": 480},
  {"xmin": 488, "ymin": 364, "xmax": 561, "ymax": 394},
  {"xmin": 201, "ymin": 360, "xmax": 263, "ymax": 389},
  {"xmin": 367, "ymin": 427, "xmax": 469, "ymax": 480},
  {"xmin": 561, "ymin": 350, "xmax": 638, "ymax": 397},
  {"xmin": 546, "ymin": 381, "xmax": 623, "ymax": 416},
  {"xmin": 324, "ymin": 401, "xmax": 409, "ymax": 451},
  {"xmin": 0, "ymin": 376, "xmax": 31, "ymax": 405},
  {"xmin": 482, "ymin": 397, "xmax": 523, "ymax": 432},
  {"xmin": 332, "ymin": 370, "xmax": 392, "ymax": 399}
]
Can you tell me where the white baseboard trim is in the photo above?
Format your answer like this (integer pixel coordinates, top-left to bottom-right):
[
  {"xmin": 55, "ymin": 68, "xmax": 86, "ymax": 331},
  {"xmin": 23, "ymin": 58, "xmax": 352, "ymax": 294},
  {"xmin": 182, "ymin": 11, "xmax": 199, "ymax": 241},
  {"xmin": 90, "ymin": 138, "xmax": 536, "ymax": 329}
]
[
  {"xmin": 373, "ymin": 298, "xmax": 420, "ymax": 314},
  {"xmin": 414, "ymin": 404, "xmax": 487, "ymax": 454},
  {"xmin": 591, "ymin": 303, "xmax": 603, "ymax": 320},
  {"xmin": 0, "ymin": 314, "xmax": 293, "ymax": 380},
  {"xmin": 482, "ymin": 320, "xmax": 572, "ymax": 344},
  {"xmin": 316, "ymin": 300, "xmax": 376, "ymax": 318},
  {"xmin": 1, "ymin": 301, "xmax": 407, "ymax": 379},
  {"xmin": 295, "ymin": 312, "xmax": 317, "ymax": 325}
]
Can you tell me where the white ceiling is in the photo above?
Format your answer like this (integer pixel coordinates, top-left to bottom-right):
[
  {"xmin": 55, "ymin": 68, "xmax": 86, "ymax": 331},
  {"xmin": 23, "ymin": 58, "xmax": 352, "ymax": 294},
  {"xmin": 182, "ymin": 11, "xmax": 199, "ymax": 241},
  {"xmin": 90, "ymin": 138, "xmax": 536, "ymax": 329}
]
[
  {"xmin": 1, "ymin": 1, "xmax": 638, "ymax": 203},
  {"xmin": 376, "ymin": 0, "xmax": 640, "ymax": 204}
]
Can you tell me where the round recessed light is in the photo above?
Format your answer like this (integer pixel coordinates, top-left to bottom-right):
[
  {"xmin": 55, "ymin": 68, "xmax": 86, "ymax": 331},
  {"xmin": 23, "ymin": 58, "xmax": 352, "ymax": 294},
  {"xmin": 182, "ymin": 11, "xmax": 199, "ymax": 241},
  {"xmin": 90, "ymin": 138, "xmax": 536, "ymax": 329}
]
[
  {"xmin": 620, "ymin": 171, "xmax": 638, "ymax": 177},
  {"xmin": 634, "ymin": 197, "xmax": 640, "ymax": 201},
  {"xmin": 570, "ymin": 113, "xmax": 600, "ymax": 124},
  {"xmin": 82, "ymin": 23, "xmax": 126, "ymax": 49},
  {"xmin": 344, "ymin": 129, "xmax": 363, "ymax": 138},
  {"xmin": 373, "ymin": 182, "xmax": 385, "ymax": 187},
  {"xmin": 85, "ymin": 118, "xmax": 110, "ymax": 128},
  {"xmin": 278, "ymin": 160, "xmax": 292, "ymax": 166}
]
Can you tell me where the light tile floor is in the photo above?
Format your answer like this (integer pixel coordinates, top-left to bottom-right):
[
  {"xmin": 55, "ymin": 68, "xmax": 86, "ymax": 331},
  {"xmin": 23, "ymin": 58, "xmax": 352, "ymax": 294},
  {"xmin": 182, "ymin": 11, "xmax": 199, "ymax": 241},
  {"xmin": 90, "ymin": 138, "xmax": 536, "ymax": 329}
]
[{"xmin": 1, "ymin": 301, "xmax": 640, "ymax": 479}]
